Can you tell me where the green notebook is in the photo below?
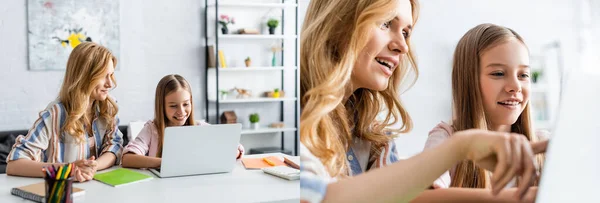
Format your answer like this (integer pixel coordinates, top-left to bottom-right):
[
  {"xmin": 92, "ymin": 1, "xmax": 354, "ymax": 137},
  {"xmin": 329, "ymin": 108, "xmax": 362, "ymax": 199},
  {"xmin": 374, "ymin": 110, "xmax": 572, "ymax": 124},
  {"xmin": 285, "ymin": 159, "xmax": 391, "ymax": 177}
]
[{"xmin": 93, "ymin": 168, "xmax": 153, "ymax": 187}]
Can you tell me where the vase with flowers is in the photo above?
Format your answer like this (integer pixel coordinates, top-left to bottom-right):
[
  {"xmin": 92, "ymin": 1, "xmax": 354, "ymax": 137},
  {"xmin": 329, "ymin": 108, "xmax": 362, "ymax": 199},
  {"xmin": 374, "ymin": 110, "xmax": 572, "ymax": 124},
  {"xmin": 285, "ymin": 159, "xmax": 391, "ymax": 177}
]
[{"xmin": 219, "ymin": 14, "xmax": 235, "ymax": 34}]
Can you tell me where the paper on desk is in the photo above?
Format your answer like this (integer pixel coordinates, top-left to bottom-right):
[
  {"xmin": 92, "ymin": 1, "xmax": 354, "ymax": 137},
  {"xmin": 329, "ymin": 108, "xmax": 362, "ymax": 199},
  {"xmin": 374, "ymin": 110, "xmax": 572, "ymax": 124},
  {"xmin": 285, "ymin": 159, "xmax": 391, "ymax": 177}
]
[{"xmin": 241, "ymin": 156, "xmax": 286, "ymax": 169}]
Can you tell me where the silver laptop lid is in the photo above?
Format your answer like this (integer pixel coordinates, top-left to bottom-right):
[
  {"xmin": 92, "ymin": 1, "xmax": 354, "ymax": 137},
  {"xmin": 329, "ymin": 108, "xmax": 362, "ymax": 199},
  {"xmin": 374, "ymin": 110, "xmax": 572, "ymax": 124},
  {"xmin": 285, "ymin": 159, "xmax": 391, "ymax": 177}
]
[
  {"xmin": 537, "ymin": 71, "xmax": 600, "ymax": 202},
  {"xmin": 158, "ymin": 123, "xmax": 242, "ymax": 178}
]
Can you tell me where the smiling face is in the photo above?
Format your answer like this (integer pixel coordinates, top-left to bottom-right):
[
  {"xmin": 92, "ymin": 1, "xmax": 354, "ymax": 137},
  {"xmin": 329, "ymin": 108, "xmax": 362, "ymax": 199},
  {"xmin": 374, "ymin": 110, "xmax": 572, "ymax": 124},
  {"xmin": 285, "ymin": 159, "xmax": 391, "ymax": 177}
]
[
  {"xmin": 479, "ymin": 38, "xmax": 530, "ymax": 131},
  {"xmin": 351, "ymin": 0, "xmax": 413, "ymax": 91},
  {"xmin": 164, "ymin": 88, "xmax": 192, "ymax": 126},
  {"xmin": 90, "ymin": 60, "xmax": 115, "ymax": 101}
]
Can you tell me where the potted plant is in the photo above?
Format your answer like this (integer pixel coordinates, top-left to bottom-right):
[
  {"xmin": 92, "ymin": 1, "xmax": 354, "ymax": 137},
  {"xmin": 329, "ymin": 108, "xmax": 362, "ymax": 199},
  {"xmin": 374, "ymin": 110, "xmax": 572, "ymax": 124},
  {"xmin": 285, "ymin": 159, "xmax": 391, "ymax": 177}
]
[
  {"xmin": 244, "ymin": 57, "xmax": 252, "ymax": 67},
  {"xmin": 532, "ymin": 70, "xmax": 542, "ymax": 83},
  {"xmin": 267, "ymin": 18, "xmax": 279, "ymax": 35},
  {"xmin": 219, "ymin": 90, "xmax": 229, "ymax": 100},
  {"xmin": 249, "ymin": 113, "xmax": 260, "ymax": 129},
  {"xmin": 273, "ymin": 88, "xmax": 280, "ymax": 98},
  {"xmin": 219, "ymin": 14, "xmax": 235, "ymax": 34}
]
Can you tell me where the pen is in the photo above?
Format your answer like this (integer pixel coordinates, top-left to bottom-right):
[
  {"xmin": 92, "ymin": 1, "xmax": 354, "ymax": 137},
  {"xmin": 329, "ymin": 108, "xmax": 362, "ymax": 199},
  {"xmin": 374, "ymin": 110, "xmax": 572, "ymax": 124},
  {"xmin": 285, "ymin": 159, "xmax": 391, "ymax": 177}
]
[
  {"xmin": 263, "ymin": 157, "xmax": 275, "ymax": 166},
  {"xmin": 63, "ymin": 164, "xmax": 73, "ymax": 179},
  {"xmin": 55, "ymin": 165, "xmax": 64, "ymax": 180}
]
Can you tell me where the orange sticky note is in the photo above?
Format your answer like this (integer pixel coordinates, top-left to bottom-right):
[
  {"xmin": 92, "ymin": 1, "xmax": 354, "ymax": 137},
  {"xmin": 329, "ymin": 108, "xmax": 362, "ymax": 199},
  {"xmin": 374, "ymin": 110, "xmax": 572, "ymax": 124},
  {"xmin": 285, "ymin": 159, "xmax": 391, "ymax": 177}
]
[{"xmin": 241, "ymin": 156, "xmax": 285, "ymax": 169}]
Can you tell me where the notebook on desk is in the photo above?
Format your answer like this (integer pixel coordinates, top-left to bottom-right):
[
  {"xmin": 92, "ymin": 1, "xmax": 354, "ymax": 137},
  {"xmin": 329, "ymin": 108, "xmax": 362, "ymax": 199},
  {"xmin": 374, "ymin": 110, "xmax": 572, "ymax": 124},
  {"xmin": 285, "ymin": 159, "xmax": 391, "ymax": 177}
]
[
  {"xmin": 241, "ymin": 156, "xmax": 286, "ymax": 169},
  {"xmin": 93, "ymin": 168, "xmax": 153, "ymax": 187},
  {"xmin": 11, "ymin": 182, "xmax": 85, "ymax": 202}
]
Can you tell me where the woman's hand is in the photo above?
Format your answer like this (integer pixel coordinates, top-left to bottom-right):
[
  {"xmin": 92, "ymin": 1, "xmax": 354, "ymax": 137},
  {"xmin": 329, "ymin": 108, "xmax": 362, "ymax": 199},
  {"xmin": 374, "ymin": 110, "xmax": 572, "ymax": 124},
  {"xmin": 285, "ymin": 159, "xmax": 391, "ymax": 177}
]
[
  {"xmin": 70, "ymin": 156, "xmax": 98, "ymax": 182},
  {"xmin": 455, "ymin": 129, "xmax": 540, "ymax": 199}
]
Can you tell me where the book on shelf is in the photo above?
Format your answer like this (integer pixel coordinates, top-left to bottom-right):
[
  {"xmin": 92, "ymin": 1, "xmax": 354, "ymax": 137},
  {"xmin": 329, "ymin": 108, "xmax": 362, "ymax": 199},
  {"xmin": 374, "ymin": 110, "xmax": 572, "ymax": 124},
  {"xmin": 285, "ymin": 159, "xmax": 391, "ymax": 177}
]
[
  {"xmin": 218, "ymin": 50, "xmax": 227, "ymax": 68},
  {"xmin": 207, "ymin": 45, "xmax": 216, "ymax": 68}
]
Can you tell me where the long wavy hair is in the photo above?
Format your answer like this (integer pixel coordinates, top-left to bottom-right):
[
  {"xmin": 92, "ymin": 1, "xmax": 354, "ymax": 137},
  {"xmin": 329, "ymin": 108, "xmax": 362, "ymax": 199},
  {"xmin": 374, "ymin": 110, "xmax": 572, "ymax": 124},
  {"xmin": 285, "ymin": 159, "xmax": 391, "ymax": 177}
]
[
  {"xmin": 450, "ymin": 23, "xmax": 545, "ymax": 188},
  {"xmin": 154, "ymin": 74, "xmax": 196, "ymax": 158},
  {"xmin": 300, "ymin": 0, "xmax": 420, "ymax": 177},
  {"xmin": 59, "ymin": 42, "xmax": 118, "ymax": 142}
]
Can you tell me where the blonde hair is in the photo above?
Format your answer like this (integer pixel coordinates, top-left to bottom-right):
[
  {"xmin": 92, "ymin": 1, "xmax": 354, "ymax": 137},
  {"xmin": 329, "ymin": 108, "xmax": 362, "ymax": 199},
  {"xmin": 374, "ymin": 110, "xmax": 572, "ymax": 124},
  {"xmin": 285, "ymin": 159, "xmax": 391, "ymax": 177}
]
[
  {"xmin": 300, "ymin": 0, "xmax": 420, "ymax": 177},
  {"xmin": 154, "ymin": 74, "xmax": 196, "ymax": 158},
  {"xmin": 59, "ymin": 42, "xmax": 118, "ymax": 142},
  {"xmin": 450, "ymin": 23, "xmax": 544, "ymax": 188}
]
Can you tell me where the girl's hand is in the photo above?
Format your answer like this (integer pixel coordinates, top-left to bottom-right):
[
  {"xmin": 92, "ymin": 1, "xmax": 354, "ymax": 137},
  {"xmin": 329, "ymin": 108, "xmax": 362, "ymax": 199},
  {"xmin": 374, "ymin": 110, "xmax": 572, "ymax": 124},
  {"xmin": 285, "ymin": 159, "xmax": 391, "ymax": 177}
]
[
  {"xmin": 455, "ymin": 129, "xmax": 539, "ymax": 200},
  {"xmin": 236, "ymin": 145, "xmax": 245, "ymax": 160}
]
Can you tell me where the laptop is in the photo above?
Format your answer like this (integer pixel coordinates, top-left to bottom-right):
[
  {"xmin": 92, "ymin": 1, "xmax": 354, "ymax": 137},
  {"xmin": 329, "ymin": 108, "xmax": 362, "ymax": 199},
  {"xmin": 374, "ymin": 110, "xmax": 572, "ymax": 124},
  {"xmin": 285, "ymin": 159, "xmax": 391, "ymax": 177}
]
[
  {"xmin": 537, "ymin": 70, "xmax": 600, "ymax": 202},
  {"xmin": 149, "ymin": 123, "xmax": 242, "ymax": 178}
]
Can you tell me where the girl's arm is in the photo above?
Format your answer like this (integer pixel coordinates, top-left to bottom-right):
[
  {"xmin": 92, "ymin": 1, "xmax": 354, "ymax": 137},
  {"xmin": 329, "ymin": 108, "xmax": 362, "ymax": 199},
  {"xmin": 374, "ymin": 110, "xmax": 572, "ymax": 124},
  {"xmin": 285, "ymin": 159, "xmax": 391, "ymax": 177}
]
[
  {"xmin": 319, "ymin": 130, "xmax": 539, "ymax": 203},
  {"xmin": 122, "ymin": 153, "xmax": 161, "ymax": 169},
  {"xmin": 410, "ymin": 187, "xmax": 538, "ymax": 203},
  {"xmin": 120, "ymin": 121, "xmax": 156, "ymax": 168}
]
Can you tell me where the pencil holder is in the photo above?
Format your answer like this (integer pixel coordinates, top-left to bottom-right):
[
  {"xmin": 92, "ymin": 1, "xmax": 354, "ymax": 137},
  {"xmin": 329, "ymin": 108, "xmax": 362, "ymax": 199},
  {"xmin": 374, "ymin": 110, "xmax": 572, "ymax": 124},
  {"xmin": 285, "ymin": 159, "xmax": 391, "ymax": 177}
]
[{"xmin": 44, "ymin": 177, "xmax": 74, "ymax": 203}]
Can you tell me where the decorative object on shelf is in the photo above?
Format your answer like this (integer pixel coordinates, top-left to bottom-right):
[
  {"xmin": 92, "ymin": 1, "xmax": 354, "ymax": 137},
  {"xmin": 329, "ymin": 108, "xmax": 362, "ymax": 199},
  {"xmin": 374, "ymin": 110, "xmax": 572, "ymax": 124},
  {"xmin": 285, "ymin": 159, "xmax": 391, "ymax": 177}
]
[
  {"xmin": 532, "ymin": 70, "xmax": 543, "ymax": 83},
  {"xmin": 270, "ymin": 122, "xmax": 285, "ymax": 128},
  {"xmin": 219, "ymin": 90, "xmax": 229, "ymax": 100},
  {"xmin": 219, "ymin": 14, "xmax": 235, "ymax": 34},
  {"xmin": 267, "ymin": 18, "xmax": 279, "ymax": 35},
  {"xmin": 238, "ymin": 28, "xmax": 259, "ymax": 34},
  {"xmin": 220, "ymin": 111, "xmax": 238, "ymax": 124},
  {"xmin": 245, "ymin": 57, "xmax": 252, "ymax": 67},
  {"xmin": 273, "ymin": 88, "xmax": 280, "ymax": 98},
  {"xmin": 231, "ymin": 87, "xmax": 252, "ymax": 99},
  {"xmin": 263, "ymin": 89, "xmax": 285, "ymax": 98},
  {"xmin": 218, "ymin": 50, "xmax": 227, "ymax": 68},
  {"xmin": 249, "ymin": 113, "xmax": 260, "ymax": 129},
  {"xmin": 271, "ymin": 46, "xmax": 283, "ymax": 67}
]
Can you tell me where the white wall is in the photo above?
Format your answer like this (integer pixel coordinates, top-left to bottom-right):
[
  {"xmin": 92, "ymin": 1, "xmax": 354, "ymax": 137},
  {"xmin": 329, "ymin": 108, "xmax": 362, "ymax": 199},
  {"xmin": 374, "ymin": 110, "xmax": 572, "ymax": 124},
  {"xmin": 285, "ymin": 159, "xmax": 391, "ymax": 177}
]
[
  {"xmin": 395, "ymin": 0, "xmax": 584, "ymax": 158},
  {"xmin": 0, "ymin": 0, "xmax": 205, "ymax": 132},
  {"xmin": 0, "ymin": 0, "xmax": 310, "ymax": 155},
  {"xmin": 0, "ymin": 0, "xmax": 307, "ymax": 155}
]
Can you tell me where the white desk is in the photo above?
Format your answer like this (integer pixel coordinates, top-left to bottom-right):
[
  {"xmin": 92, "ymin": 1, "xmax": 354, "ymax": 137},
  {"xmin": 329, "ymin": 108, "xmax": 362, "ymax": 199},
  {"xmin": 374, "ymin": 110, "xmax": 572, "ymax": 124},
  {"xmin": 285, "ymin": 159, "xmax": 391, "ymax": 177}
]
[{"xmin": 0, "ymin": 153, "xmax": 299, "ymax": 203}]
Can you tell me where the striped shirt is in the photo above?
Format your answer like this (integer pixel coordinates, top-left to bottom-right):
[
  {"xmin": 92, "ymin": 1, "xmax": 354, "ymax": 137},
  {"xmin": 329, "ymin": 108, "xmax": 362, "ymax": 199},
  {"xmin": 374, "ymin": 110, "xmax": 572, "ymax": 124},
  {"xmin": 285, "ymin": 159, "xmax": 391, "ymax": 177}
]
[
  {"xmin": 300, "ymin": 137, "xmax": 400, "ymax": 203},
  {"xmin": 7, "ymin": 100, "xmax": 123, "ymax": 164}
]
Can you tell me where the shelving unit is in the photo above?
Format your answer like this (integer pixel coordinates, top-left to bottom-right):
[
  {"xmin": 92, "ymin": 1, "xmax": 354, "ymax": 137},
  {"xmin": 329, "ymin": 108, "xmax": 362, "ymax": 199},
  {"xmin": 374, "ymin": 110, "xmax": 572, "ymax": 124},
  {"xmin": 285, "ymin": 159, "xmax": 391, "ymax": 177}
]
[
  {"xmin": 210, "ymin": 34, "xmax": 297, "ymax": 40},
  {"xmin": 207, "ymin": 2, "xmax": 298, "ymax": 8},
  {"xmin": 530, "ymin": 42, "xmax": 564, "ymax": 131},
  {"xmin": 203, "ymin": 0, "xmax": 299, "ymax": 155},
  {"xmin": 241, "ymin": 127, "xmax": 297, "ymax": 135}
]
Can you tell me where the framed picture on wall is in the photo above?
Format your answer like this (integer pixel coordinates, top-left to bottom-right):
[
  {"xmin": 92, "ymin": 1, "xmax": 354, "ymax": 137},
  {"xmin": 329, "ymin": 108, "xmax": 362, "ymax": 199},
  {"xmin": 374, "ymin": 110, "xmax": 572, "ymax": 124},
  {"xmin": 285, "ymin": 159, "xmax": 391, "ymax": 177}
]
[{"xmin": 27, "ymin": 0, "xmax": 120, "ymax": 71}]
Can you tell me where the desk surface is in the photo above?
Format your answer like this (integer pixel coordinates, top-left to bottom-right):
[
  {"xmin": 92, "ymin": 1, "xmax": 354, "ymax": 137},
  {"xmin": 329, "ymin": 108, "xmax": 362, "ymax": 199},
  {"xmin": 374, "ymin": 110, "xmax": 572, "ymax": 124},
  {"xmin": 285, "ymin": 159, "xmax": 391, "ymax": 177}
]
[{"xmin": 0, "ymin": 153, "xmax": 299, "ymax": 203}]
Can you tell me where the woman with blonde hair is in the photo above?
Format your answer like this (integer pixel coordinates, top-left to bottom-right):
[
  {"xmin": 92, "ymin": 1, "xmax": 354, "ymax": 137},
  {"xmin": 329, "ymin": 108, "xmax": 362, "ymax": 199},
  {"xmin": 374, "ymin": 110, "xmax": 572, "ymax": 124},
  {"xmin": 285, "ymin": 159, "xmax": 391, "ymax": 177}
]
[
  {"xmin": 299, "ymin": 0, "xmax": 546, "ymax": 202},
  {"xmin": 6, "ymin": 42, "xmax": 122, "ymax": 182},
  {"xmin": 412, "ymin": 23, "xmax": 547, "ymax": 202}
]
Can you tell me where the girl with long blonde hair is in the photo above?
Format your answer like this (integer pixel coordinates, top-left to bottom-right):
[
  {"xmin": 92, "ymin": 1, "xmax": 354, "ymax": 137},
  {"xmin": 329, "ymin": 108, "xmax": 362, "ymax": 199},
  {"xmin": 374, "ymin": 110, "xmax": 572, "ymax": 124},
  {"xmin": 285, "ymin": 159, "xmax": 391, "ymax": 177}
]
[
  {"xmin": 299, "ymin": 1, "xmax": 545, "ymax": 202},
  {"xmin": 413, "ymin": 23, "xmax": 547, "ymax": 202},
  {"xmin": 121, "ymin": 74, "xmax": 244, "ymax": 169},
  {"xmin": 7, "ymin": 42, "xmax": 122, "ymax": 182}
]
